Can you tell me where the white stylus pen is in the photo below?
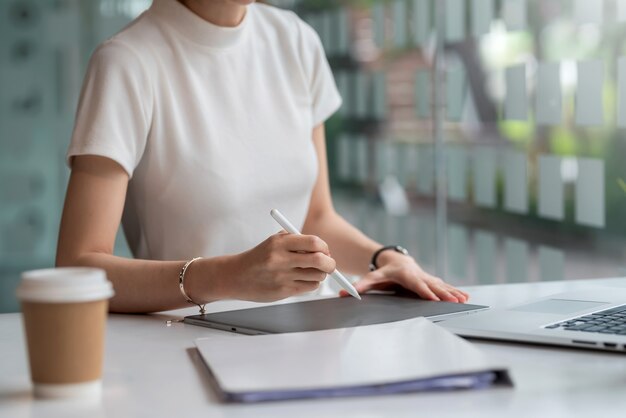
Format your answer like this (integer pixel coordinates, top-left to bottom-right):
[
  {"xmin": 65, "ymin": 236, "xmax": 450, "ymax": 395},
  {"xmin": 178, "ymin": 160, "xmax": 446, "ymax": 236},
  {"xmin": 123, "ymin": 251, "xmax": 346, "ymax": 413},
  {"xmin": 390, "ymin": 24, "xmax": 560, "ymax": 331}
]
[{"xmin": 270, "ymin": 209, "xmax": 361, "ymax": 300}]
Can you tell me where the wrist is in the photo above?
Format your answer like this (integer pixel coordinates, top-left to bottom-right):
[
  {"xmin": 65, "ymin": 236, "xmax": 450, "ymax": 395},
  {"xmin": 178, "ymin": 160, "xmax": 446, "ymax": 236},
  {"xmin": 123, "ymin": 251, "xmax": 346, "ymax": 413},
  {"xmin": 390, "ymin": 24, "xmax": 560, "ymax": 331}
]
[
  {"xmin": 184, "ymin": 256, "xmax": 234, "ymax": 302},
  {"xmin": 377, "ymin": 250, "xmax": 414, "ymax": 267},
  {"xmin": 370, "ymin": 245, "xmax": 412, "ymax": 270}
]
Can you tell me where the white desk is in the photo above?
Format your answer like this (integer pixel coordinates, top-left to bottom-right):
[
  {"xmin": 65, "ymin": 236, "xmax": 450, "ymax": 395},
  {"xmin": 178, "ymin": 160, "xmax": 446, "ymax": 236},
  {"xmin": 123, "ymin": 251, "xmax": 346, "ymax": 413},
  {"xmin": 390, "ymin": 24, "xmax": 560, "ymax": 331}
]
[{"xmin": 2, "ymin": 278, "xmax": 626, "ymax": 418}]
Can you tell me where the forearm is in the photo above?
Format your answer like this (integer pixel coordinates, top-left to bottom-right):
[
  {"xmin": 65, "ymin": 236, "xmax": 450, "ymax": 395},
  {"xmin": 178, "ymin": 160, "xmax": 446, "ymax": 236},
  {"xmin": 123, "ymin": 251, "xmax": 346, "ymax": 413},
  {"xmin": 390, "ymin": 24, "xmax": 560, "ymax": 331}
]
[
  {"xmin": 58, "ymin": 155, "xmax": 337, "ymax": 313},
  {"xmin": 57, "ymin": 252, "xmax": 233, "ymax": 314},
  {"xmin": 302, "ymin": 211, "xmax": 381, "ymax": 276}
]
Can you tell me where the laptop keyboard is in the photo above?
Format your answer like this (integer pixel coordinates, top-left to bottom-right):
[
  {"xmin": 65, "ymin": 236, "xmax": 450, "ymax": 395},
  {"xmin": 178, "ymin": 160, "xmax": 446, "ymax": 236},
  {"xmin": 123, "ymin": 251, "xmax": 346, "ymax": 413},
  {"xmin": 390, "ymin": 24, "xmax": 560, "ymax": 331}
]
[{"xmin": 544, "ymin": 304, "xmax": 626, "ymax": 335}]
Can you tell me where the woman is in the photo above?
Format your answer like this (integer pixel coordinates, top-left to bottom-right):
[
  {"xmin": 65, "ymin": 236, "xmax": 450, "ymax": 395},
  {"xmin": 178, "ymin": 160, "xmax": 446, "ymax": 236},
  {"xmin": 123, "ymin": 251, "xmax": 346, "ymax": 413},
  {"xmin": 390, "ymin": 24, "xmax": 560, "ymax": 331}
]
[{"xmin": 56, "ymin": 0, "xmax": 468, "ymax": 313}]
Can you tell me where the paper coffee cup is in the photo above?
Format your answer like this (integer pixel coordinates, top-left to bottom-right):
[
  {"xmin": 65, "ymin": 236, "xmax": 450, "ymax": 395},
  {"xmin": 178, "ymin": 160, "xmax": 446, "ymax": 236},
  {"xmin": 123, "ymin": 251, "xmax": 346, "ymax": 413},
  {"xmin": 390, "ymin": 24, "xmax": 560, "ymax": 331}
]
[{"xmin": 17, "ymin": 267, "xmax": 114, "ymax": 399}]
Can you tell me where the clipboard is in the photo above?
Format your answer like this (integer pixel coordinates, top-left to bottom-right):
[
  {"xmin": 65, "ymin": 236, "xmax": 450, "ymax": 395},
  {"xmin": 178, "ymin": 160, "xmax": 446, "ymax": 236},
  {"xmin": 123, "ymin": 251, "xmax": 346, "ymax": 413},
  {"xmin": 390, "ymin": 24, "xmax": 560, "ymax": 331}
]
[{"xmin": 194, "ymin": 317, "xmax": 512, "ymax": 402}]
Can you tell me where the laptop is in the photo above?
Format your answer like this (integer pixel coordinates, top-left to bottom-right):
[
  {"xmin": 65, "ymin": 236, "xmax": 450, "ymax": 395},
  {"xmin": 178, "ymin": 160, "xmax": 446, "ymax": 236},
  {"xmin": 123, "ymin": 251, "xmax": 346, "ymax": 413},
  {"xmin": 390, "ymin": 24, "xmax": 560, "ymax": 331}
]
[
  {"xmin": 439, "ymin": 287, "xmax": 626, "ymax": 352},
  {"xmin": 184, "ymin": 292, "xmax": 488, "ymax": 335}
]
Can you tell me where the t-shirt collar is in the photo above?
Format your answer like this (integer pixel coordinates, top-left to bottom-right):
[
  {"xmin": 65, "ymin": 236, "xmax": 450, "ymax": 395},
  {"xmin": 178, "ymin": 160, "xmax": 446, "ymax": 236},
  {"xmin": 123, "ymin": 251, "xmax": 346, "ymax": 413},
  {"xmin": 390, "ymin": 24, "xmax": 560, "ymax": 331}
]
[{"xmin": 150, "ymin": 0, "xmax": 251, "ymax": 49}]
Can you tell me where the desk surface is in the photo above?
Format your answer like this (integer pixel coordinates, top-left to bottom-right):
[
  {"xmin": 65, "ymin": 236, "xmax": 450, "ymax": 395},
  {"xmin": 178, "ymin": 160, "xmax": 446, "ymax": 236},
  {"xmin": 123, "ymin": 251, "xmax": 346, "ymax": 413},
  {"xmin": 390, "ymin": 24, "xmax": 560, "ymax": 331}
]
[{"xmin": 2, "ymin": 278, "xmax": 626, "ymax": 418}]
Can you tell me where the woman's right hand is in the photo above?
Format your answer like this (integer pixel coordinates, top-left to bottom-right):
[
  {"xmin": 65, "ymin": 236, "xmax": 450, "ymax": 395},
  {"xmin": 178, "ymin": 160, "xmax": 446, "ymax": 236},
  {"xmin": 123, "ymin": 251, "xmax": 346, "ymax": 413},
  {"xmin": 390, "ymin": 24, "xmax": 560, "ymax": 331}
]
[{"xmin": 227, "ymin": 232, "xmax": 337, "ymax": 302}]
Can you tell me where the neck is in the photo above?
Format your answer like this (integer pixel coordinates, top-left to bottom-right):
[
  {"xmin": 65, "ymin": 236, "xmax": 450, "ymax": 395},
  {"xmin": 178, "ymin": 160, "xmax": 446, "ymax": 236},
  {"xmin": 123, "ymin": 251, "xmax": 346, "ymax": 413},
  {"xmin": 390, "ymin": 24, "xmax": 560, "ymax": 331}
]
[{"xmin": 179, "ymin": 0, "xmax": 247, "ymax": 27}]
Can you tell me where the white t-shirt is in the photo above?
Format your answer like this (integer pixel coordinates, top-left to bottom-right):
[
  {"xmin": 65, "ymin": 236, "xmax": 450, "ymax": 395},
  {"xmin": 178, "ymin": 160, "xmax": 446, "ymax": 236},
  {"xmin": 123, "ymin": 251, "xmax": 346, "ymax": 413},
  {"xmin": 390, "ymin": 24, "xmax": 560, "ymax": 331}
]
[{"xmin": 67, "ymin": 0, "xmax": 341, "ymax": 261}]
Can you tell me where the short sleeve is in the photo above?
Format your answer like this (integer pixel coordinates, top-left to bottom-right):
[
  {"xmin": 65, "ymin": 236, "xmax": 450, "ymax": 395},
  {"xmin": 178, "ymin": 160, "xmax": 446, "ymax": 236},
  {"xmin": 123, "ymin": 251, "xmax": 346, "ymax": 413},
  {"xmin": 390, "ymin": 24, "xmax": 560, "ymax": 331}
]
[
  {"xmin": 66, "ymin": 41, "xmax": 152, "ymax": 178},
  {"xmin": 297, "ymin": 20, "xmax": 342, "ymax": 127}
]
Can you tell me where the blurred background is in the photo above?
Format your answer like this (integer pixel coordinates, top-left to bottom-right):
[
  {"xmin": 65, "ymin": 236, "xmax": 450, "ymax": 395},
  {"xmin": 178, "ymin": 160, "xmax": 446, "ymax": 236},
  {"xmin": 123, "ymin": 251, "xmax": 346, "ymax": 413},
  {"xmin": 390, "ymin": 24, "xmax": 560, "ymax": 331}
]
[{"xmin": 1, "ymin": 0, "xmax": 625, "ymax": 312}]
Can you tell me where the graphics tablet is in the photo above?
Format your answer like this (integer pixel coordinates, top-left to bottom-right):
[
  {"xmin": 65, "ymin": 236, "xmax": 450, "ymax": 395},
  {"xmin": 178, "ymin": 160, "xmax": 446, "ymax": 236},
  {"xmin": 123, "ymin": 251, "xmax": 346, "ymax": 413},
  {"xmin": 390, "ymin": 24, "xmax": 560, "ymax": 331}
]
[{"xmin": 184, "ymin": 293, "xmax": 488, "ymax": 335}]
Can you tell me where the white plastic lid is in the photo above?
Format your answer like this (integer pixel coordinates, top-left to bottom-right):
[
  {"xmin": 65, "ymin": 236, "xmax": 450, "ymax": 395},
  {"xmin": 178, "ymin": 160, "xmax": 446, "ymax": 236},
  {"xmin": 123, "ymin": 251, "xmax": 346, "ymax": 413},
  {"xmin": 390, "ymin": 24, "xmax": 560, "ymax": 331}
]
[{"xmin": 17, "ymin": 267, "xmax": 114, "ymax": 303}]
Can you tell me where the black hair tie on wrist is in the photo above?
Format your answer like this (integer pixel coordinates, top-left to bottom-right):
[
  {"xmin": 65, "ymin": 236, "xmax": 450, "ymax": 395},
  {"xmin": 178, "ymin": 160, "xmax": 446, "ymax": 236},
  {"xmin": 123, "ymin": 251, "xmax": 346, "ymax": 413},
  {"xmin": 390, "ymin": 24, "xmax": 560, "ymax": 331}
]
[{"xmin": 369, "ymin": 245, "xmax": 409, "ymax": 271}]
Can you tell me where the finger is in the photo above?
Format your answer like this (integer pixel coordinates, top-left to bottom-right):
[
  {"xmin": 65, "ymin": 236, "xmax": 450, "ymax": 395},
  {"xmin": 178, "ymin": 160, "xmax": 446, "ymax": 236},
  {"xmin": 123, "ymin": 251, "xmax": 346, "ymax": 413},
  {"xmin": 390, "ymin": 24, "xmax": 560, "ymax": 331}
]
[
  {"xmin": 287, "ymin": 252, "xmax": 336, "ymax": 273},
  {"xmin": 431, "ymin": 285, "xmax": 458, "ymax": 303},
  {"xmin": 442, "ymin": 284, "xmax": 468, "ymax": 302},
  {"xmin": 446, "ymin": 288, "xmax": 465, "ymax": 303},
  {"xmin": 351, "ymin": 278, "xmax": 377, "ymax": 294},
  {"xmin": 448, "ymin": 289, "xmax": 467, "ymax": 303},
  {"xmin": 291, "ymin": 268, "xmax": 327, "ymax": 282},
  {"xmin": 411, "ymin": 280, "xmax": 440, "ymax": 301},
  {"xmin": 418, "ymin": 274, "xmax": 456, "ymax": 301},
  {"xmin": 352, "ymin": 270, "xmax": 386, "ymax": 293},
  {"xmin": 282, "ymin": 234, "xmax": 330, "ymax": 255},
  {"xmin": 293, "ymin": 280, "xmax": 321, "ymax": 293},
  {"xmin": 450, "ymin": 290, "xmax": 466, "ymax": 303}
]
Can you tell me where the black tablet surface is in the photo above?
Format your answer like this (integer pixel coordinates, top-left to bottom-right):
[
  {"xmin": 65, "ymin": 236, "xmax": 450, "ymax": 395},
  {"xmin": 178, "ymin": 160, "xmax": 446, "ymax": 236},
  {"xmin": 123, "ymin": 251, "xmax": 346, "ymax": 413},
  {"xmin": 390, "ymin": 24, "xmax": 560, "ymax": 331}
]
[{"xmin": 184, "ymin": 293, "xmax": 488, "ymax": 335}]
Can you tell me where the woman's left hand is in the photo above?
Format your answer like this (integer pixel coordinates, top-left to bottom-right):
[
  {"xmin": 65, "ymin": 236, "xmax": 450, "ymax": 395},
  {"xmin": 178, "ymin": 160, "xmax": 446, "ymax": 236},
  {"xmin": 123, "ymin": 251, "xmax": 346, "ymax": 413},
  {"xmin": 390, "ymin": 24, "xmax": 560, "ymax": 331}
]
[{"xmin": 340, "ymin": 253, "xmax": 469, "ymax": 303}]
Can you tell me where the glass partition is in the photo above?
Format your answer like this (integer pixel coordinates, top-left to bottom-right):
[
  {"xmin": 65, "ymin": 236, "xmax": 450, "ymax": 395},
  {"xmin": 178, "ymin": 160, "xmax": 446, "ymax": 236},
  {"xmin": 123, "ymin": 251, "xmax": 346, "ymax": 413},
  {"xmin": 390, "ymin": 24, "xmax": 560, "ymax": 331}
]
[
  {"xmin": 0, "ymin": 0, "xmax": 146, "ymax": 312},
  {"xmin": 302, "ymin": 0, "xmax": 626, "ymax": 287},
  {"xmin": 1, "ymin": 0, "xmax": 625, "ymax": 312}
]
